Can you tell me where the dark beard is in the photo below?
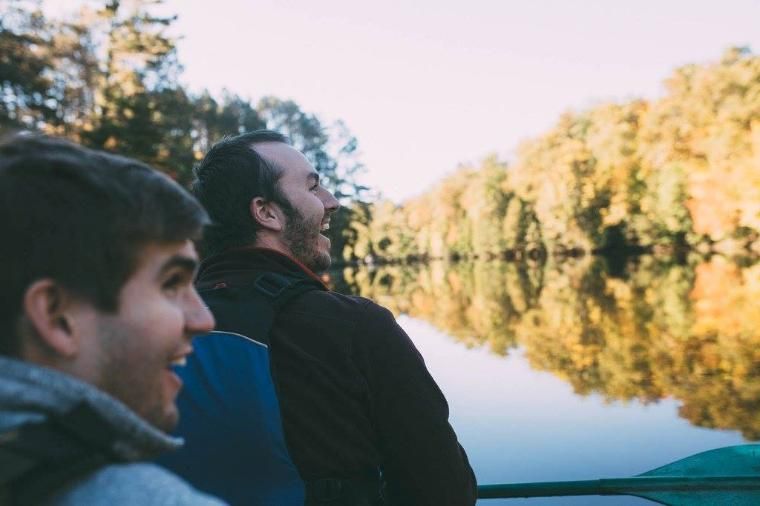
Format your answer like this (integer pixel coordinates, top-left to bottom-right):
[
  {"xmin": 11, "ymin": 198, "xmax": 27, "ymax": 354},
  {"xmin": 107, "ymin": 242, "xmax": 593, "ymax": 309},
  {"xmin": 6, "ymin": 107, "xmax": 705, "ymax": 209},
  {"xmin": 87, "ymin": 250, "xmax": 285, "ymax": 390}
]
[{"xmin": 281, "ymin": 203, "xmax": 331, "ymax": 273}]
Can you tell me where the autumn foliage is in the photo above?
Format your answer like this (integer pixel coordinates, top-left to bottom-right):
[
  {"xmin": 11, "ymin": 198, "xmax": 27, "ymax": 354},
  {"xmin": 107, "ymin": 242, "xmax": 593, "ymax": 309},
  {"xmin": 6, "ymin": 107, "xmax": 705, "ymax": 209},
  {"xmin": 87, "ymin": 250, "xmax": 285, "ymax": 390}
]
[{"xmin": 345, "ymin": 48, "xmax": 760, "ymax": 262}]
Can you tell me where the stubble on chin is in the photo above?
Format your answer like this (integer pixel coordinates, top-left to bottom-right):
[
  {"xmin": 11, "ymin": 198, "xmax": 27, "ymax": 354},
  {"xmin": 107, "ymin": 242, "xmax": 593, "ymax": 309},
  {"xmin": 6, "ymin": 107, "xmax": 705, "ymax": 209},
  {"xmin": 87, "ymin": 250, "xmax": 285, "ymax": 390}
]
[
  {"xmin": 283, "ymin": 211, "xmax": 332, "ymax": 273},
  {"xmin": 95, "ymin": 328, "xmax": 177, "ymax": 433},
  {"xmin": 311, "ymin": 249, "xmax": 332, "ymax": 273}
]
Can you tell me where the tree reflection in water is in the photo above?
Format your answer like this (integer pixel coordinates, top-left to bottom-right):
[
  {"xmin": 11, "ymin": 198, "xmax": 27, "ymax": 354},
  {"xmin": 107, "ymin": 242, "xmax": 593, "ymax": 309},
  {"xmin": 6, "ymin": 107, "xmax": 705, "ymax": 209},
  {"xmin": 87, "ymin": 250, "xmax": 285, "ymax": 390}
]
[{"xmin": 333, "ymin": 255, "xmax": 760, "ymax": 440}]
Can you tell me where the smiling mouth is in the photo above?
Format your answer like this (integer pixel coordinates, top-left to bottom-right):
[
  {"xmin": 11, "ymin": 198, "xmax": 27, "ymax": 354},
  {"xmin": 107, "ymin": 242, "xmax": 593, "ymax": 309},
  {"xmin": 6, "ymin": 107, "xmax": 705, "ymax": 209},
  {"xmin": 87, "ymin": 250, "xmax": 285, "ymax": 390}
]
[
  {"xmin": 168, "ymin": 347, "xmax": 192, "ymax": 369},
  {"xmin": 169, "ymin": 356, "xmax": 187, "ymax": 367}
]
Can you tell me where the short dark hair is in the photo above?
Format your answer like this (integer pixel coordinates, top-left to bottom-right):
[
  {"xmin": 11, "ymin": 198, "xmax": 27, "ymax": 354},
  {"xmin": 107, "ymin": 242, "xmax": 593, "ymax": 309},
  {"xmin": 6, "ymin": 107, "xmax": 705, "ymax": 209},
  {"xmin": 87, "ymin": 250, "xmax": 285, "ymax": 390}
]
[
  {"xmin": 0, "ymin": 134, "xmax": 209, "ymax": 355},
  {"xmin": 191, "ymin": 129, "xmax": 292, "ymax": 257}
]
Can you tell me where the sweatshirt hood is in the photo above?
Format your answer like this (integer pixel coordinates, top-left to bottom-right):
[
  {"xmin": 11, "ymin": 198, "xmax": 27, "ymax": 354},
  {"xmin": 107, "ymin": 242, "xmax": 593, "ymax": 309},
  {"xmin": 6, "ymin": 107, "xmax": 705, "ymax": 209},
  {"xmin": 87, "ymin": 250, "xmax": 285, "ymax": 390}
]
[{"xmin": 0, "ymin": 356, "xmax": 182, "ymax": 460}]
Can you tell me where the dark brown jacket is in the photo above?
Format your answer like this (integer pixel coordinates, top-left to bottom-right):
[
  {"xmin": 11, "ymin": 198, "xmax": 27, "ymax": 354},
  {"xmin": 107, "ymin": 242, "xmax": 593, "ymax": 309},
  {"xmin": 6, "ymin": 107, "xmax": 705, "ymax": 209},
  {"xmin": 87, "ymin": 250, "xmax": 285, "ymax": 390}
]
[{"xmin": 196, "ymin": 247, "xmax": 477, "ymax": 506}]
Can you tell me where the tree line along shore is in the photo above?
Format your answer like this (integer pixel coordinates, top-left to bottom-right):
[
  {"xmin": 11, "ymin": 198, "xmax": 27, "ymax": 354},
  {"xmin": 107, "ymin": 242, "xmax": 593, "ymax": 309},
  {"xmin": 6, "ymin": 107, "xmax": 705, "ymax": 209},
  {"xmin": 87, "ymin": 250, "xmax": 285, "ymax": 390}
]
[{"xmin": 3, "ymin": 2, "xmax": 759, "ymax": 265}]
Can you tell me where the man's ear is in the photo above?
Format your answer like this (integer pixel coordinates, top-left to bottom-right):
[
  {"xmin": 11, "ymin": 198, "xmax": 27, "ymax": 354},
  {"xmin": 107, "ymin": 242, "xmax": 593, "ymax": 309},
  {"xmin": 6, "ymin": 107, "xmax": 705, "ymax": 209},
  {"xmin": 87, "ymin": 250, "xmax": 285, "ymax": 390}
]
[
  {"xmin": 22, "ymin": 279, "xmax": 86, "ymax": 358},
  {"xmin": 250, "ymin": 196, "xmax": 284, "ymax": 232}
]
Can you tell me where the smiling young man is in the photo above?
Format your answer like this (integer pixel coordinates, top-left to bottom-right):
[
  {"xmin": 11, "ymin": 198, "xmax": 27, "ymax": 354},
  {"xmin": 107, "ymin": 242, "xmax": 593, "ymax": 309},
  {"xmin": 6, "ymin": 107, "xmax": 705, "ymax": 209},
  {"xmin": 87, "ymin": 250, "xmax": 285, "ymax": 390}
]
[
  {"xmin": 0, "ymin": 134, "xmax": 223, "ymax": 505},
  {"xmin": 159, "ymin": 130, "xmax": 477, "ymax": 506}
]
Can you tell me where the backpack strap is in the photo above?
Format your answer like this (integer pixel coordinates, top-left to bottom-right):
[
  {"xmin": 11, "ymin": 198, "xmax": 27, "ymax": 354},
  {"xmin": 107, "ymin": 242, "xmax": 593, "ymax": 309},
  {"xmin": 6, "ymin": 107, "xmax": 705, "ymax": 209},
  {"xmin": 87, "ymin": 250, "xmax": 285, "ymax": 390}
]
[
  {"xmin": 0, "ymin": 402, "xmax": 120, "ymax": 506},
  {"xmin": 200, "ymin": 272, "xmax": 323, "ymax": 346}
]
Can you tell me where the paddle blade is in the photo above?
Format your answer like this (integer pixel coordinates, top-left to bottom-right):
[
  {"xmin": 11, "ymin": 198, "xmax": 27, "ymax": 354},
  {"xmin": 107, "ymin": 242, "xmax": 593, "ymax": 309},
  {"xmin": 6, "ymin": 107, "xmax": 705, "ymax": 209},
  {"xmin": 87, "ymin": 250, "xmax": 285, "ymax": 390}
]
[
  {"xmin": 639, "ymin": 445, "xmax": 760, "ymax": 479},
  {"xmin": 631, "ymin": 445, "xmax": 760, "ymax": 505}
]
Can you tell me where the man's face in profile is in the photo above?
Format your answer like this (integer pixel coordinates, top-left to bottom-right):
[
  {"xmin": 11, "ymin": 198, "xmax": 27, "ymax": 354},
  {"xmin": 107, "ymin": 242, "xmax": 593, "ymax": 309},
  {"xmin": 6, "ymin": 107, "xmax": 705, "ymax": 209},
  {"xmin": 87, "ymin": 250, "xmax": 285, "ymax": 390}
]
[
  {"xmin": 254, "ymin": 142, "xmax": 340, "ymax": 273},
  {"xmin": 79, "ymin": 240, "xmax": 214, "ymax": 431}
]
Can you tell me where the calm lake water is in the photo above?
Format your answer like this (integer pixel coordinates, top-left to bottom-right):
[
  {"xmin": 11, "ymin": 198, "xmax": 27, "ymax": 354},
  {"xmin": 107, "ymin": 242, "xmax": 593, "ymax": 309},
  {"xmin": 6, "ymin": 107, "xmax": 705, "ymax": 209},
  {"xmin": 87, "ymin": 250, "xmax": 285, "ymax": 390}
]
[{"xmin": 332, "ymin": 255, "xmax": 760, "ymax": 505}]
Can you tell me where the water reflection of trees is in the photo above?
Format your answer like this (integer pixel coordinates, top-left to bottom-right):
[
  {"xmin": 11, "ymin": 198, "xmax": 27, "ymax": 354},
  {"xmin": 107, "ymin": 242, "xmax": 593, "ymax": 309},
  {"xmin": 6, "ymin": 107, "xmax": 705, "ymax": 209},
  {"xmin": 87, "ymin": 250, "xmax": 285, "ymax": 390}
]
[{"xmin": 336, "ymin": 256, "xmax": 760, "ymax": 440}]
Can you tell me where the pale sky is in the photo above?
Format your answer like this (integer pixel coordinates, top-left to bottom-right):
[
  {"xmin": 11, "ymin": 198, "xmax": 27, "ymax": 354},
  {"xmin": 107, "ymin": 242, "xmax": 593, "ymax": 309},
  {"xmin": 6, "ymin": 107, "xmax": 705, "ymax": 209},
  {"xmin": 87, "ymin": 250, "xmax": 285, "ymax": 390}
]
[{"xmin": 44, "ymin": 0, "xmax": 760, "ymax": 202}]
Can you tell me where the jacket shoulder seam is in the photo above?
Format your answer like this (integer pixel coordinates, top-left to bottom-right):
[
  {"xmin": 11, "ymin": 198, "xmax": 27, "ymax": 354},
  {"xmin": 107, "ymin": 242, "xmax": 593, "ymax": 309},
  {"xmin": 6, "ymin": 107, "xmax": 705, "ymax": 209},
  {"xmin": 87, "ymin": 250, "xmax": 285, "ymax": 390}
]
[{"xmin": 202, "ymin": 330, "xmax": 268, "ymax": 349}]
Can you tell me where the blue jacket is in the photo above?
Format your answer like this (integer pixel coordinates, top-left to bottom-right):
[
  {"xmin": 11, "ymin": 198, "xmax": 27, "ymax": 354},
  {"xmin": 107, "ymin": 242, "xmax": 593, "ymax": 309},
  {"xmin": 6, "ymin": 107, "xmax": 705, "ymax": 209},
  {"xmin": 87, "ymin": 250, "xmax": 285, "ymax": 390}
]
[{"xmin": 157, "ymin": 270, "xmax": 318, "ymax": 505}]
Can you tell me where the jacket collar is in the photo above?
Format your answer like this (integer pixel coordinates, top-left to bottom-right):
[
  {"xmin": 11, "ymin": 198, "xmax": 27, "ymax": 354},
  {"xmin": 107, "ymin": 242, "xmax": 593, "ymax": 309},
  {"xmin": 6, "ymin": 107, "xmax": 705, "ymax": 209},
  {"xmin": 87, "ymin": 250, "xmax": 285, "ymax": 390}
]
[{"xmin": 196, "ymin": 247, "xmax": 328, "ymax": 291}]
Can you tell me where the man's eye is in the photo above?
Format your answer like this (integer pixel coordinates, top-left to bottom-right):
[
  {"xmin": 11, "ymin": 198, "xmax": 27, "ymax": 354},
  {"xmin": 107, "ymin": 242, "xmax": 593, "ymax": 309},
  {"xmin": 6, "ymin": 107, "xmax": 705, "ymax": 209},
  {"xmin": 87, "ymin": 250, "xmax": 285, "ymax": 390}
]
[
  {"xmin": 310, "ymin": 184, "xmax": 319, "ymax": 193},
  {"xmin": 163, "ymin": 274, "xmax": 186, "ymax": 293}
]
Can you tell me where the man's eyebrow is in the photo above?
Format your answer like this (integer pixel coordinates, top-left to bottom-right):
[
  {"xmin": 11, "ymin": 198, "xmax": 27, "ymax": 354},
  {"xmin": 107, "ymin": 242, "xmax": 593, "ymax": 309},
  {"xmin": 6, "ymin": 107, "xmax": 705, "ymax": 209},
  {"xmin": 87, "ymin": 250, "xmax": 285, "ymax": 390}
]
[
  {"xmin": 307, "ymin": 172, "xmax": 320, "ymax": 185},
  {"xmin": 158, "ymin": 255, "xmax": 199, "ymax": 276}
]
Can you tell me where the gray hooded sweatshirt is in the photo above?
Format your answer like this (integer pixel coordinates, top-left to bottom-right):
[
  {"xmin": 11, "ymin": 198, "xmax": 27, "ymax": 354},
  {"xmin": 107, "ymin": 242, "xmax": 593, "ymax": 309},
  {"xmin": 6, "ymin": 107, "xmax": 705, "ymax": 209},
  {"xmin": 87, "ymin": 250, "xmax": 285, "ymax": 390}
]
[{"xmin": 0, "ymin": 356, "xmax": 226, "ymax": 505}]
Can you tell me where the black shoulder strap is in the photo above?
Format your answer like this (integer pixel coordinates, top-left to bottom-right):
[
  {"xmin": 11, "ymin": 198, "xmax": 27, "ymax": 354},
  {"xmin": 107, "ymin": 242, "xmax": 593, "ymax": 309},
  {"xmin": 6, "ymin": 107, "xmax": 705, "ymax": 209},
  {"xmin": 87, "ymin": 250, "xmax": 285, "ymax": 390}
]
[
  {"xmin": 0, "ymin": 402, "xmax": 120, "ymax": 506},
  {"xmin": 200, "ymin": 272, "xmax": 323, "ymax": 346}
]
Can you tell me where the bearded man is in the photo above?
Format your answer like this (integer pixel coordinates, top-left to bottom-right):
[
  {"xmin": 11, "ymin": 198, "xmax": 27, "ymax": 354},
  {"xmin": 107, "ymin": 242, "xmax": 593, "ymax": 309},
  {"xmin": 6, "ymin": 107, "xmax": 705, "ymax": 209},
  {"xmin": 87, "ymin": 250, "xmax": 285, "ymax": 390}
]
[{"xmin": 159, "ymin": 130, "xmax": 476, "ymax": 506}]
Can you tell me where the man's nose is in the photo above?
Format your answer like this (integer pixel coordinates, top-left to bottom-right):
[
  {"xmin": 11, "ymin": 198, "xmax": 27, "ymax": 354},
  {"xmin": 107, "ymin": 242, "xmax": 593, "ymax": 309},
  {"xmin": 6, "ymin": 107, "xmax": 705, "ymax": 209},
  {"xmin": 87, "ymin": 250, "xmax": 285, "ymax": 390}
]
[
  {"xmin": 186, "ymin": 289, "xmax": 215, "ymax": 335},
  {"xmin": 323, "ymin": 189, "xmax": 340, "ymax": 213}
]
